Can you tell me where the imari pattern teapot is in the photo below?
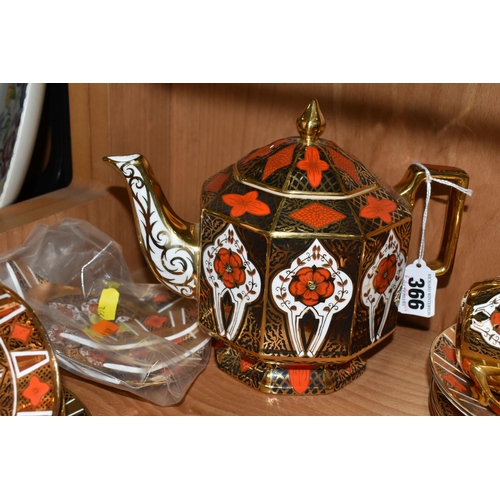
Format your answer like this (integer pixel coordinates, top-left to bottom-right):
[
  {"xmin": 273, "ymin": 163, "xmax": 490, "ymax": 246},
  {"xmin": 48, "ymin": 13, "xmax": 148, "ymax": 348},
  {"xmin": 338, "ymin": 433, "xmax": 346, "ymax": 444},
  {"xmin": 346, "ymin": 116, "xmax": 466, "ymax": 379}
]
[{"xmin": 105, "ymin": 99, "xmax": 469, "ymax": 395}]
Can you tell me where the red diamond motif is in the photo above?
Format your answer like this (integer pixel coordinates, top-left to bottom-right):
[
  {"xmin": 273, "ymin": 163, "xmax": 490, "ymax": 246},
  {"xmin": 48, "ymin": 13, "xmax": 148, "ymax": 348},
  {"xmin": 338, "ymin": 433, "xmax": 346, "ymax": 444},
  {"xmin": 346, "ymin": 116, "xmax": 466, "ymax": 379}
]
[
  {"xmin": 262, "ymin": 145, "xmax": 296, "ymax": 180},
  {"xmin": 204, "ymin": 172, "xmax": 229, "ymax": 192},
  {"xmin": 326, "ymin": 147, "xmax": 361, "ymax": 184},
  {"xmin": 242, "ymin": 139, "xmax": 288, "ymax": 165},
  {"xmin": 290, "ymin": 203, "xmax": 346, "ymax": 229}
]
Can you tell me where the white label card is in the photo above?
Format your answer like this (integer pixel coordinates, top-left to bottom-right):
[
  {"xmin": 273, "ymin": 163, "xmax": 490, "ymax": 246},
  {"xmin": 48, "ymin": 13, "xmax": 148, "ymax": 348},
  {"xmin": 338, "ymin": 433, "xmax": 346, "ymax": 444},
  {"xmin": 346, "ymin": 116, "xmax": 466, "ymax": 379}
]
[{"xmin": 398, "ymin": 260, "xmax": 437, "ymax": 318}]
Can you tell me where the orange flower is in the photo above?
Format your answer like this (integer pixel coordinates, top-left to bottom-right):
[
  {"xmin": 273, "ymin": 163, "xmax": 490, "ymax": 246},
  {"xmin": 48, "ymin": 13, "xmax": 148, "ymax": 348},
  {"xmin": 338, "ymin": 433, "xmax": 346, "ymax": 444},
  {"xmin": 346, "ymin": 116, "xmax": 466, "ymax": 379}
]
[
  {"xmin": 22, "ymin": 375, "xmax": 50, "ymax": 408},
  {"xmin": 373, "ymin": 254, "xmax": 397, "ymax": 294},
  {"xmin": 222, "ymin": 191, "xmax": 270, "ymax": 218},
  {"xmin": 297, "ymin": 146, "xmax": 329, "ymax": 188},
  {"xmin": 359, "ymin": 196, "xmax": 397, "ymax": 224},
  {"xmin": 491, "ymin": 311, "xmax": 500, "ymax": 331},
  {"xmin": 214, "ymin": 248, "xmax": 246, "ymax": 289},
  {"xmin": 289, "ymin": 266, "xmax": 335, "ymax": 307}
]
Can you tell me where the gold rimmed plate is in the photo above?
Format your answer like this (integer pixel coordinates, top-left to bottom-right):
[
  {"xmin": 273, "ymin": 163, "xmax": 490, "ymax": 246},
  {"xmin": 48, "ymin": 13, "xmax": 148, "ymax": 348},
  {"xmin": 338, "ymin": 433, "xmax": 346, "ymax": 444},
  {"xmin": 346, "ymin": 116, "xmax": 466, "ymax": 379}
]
[
  {"xmin": 0, "ymin": 283, "xmax": 62, "ymax": 416},
  {"xmin": 429, "ymin": 378, "xmax": 464, "ymax": 416},
  {"xmin": 430, "ymin": 325, "xmax": 495, "ymax": 416}
]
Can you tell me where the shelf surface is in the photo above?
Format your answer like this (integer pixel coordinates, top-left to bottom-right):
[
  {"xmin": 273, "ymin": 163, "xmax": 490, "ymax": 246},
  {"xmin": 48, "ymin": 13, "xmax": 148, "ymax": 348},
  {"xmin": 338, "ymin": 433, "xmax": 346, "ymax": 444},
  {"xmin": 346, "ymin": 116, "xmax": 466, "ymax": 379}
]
[{"xmin": 60, "ymin": 324, "xmax": 436, "ymax": 416}]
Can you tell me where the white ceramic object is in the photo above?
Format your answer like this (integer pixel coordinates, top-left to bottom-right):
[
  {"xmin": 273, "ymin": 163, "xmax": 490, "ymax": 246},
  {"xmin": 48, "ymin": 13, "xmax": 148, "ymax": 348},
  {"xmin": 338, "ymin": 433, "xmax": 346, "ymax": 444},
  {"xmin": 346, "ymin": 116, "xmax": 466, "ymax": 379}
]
[{"xmin": 0, "ymin": 83, "xmax": 45, "ymax": 208}]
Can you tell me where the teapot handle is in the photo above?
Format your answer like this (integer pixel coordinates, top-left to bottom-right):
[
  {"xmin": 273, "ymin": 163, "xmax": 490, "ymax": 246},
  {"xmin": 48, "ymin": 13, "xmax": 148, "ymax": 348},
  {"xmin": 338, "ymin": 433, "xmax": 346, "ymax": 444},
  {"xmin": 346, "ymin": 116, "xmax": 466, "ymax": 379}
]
[{"xmin": 393, "ymin": 163, "xmax": 469, "ymax": 277}]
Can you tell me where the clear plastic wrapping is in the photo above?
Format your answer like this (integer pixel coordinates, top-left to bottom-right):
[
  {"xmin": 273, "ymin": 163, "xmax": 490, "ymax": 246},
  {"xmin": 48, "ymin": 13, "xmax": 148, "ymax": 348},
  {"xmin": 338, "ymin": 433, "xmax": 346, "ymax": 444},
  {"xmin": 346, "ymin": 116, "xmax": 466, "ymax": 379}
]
[{"xmin": 0, "ymin": 218, "xmax": 211, "ymax": 406}]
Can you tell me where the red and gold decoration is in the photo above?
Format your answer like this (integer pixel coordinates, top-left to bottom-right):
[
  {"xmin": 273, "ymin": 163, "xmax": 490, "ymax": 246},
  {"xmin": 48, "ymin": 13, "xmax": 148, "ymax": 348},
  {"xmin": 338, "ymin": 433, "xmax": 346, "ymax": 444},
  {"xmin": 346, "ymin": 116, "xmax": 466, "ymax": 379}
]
[
  {"xmin": 429, "ymin": 277, "xmax": 500, "ymax": 416},
  {"xmin": 430, "ymin": 325, "xmax": 496, "ymax": 416},
  {"xmin": 454, "ymin": 278, "xmax": 500, "ymax": 414},
  {"xmin": 106, "ymin": 99, "xmax": 470, "ymax": 395},
  {"xmin": 0, "ymin": 283, "xmax": 62, "ymax": 415}
]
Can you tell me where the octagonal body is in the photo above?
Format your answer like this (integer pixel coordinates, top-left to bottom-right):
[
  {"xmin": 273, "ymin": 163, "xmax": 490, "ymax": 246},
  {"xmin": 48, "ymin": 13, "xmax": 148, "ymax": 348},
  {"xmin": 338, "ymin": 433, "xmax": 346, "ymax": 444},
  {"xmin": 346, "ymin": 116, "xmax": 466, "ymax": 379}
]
[{"xmin": 198, "ymin": 136, "xmax": 413, "ymax": 366}]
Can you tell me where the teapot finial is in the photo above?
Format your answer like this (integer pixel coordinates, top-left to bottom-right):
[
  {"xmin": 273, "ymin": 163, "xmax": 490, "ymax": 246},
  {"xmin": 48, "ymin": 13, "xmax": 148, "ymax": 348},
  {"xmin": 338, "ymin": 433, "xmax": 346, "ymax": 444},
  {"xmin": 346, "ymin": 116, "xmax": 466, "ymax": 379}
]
[{"xmin": 296, "ymin": 98, "xmax": 326, "ymax": 145}]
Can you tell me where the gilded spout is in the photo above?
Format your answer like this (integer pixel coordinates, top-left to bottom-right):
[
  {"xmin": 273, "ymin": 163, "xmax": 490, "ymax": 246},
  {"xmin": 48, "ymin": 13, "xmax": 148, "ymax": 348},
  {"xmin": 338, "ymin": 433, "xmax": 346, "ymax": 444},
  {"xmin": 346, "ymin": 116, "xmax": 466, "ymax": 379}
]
[{"xmin": 104, "ymin": 154, "xmax": 200, "ymax": 298}]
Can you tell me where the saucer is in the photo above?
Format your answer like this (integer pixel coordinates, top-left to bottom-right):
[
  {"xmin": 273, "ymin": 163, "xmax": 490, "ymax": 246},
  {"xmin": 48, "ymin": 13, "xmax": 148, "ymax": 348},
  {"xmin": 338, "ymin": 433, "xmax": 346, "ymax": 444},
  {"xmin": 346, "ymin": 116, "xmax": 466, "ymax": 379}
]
[
  {"xmin": 430, "ymin": 325, "xmax": 494, "ymax": 416},
  {"xmin": 0, "ymin": 283, "xmax": 62, "ymax": 416},
  {"xmin": 429, "ymin": 379, "xmax": 464, "ymax": 416}
]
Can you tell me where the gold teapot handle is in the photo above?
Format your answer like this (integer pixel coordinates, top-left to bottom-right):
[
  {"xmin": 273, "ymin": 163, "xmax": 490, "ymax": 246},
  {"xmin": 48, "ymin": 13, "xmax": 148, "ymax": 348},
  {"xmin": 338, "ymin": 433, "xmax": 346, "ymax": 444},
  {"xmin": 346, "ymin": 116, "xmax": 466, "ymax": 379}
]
[{"xmin": 394, "ymin": 163, "xmax": 470, "ymax": 277}]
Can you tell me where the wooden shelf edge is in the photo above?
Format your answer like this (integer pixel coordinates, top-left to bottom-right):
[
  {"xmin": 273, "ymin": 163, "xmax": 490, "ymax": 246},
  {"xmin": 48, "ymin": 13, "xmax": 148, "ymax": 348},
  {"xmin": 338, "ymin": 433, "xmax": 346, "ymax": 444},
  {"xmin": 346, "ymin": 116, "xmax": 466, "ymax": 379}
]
[{"xmin": 0, "ymin": 184, "xmax": 108, "ymax": 234}]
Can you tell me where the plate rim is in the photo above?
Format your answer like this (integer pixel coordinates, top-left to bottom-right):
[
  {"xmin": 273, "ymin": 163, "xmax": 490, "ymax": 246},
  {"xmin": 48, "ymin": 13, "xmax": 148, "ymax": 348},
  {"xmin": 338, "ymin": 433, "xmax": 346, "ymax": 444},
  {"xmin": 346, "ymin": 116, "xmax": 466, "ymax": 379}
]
[
  {"xmin": 430, "ymin": 325, "xmax": 494, "ymax": 416},
  {"xmin": 0, "ymin": 83, "xmax": 45, "ymax": 208}
]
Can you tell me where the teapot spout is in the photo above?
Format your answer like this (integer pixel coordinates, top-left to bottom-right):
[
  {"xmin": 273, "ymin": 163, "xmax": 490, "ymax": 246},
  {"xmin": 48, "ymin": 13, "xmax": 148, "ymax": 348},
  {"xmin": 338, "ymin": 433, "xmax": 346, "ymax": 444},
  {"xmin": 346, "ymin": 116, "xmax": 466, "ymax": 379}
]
[{"xmin": 104, "ymin": 154, "xmax": 200, "ymax": 298}]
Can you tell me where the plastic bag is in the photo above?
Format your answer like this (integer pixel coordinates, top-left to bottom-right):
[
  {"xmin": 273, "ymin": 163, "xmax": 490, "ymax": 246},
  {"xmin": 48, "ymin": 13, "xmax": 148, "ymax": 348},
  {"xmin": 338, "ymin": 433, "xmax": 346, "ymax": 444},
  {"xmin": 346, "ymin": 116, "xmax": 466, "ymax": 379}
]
[
  {"xmin": 0, "ymin": 218, "xmax": 211, "ymax": 406},
  {"xmin": 0, "ymin": 218, "xmax": 133, "ymax": 295}
]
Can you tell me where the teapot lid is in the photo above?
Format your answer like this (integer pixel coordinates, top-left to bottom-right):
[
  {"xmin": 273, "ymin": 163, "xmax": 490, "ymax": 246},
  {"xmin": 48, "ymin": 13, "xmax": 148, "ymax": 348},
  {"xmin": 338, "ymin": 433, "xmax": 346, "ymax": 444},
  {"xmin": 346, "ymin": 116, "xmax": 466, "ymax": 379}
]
[{"xmin": 235, "ymin": 99, "xmax": 381, "ymax": 199}]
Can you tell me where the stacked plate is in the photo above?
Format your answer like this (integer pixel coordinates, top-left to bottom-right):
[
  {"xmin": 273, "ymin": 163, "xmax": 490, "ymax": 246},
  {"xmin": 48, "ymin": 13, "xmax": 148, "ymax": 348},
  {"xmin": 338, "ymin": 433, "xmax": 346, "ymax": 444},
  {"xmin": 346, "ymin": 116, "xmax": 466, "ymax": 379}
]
[
  {"xmin": 0, "ymin": 283, "xmax": 89, "ymax": 416},
  {"xmin": 429, "ymin": 325, "xmax": 495, "ymax": 416}
]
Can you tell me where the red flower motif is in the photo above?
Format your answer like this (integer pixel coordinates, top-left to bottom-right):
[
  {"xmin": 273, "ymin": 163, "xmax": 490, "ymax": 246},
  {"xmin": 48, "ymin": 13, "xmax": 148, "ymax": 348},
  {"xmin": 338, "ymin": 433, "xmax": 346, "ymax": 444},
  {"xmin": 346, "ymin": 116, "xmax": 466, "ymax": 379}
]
[
  {"xmin": 222, "ymin": 191, "xmax": 271, "ymax": 218},
  {"xmin": 490, "ymin": 311, "xmax": 500, "ymax": 332},
  {"xmin": 373, "ymin": 254, "xmax": 397, "ymax": 294},
  {"xmin": 359, "ymin": 196, "xmax": 397, "ymax": 224},
  {"xmin": 214, "ymin": 248, "xmax": 246, "ymax": 289},
  {"xmin": 22, "ymin": 375, "xmax": 50, "ymax": 408},
  {"xmin": 144, "ymin": 314, "xmax": 168, "ymax": 329},
  {"xmin": 297, "ymin": 146, "xmax": 329, "ymax": 188},
  {"xmin": 289, "ymin": 266, "xmax": 335, "ymax": 307}
]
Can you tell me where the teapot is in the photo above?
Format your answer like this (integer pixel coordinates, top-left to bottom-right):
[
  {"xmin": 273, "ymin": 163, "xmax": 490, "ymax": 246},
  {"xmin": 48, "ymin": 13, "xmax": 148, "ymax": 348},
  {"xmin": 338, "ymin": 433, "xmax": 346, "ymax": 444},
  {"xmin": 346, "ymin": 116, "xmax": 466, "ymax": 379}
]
[{"xmin": 104, "ymin": 99, "xmax": 469, "ymax": 395}]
